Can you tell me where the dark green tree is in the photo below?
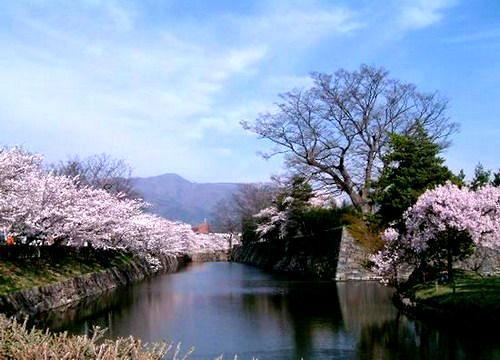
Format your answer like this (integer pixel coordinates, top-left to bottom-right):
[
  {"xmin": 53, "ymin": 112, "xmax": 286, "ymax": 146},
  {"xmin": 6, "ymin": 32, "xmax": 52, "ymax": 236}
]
[
  {"xmin": 457, "ymin": 169, "xmax": 466, "ymax": 185},
  {"xmin": 493, "ymin": 169, "xmax": 500, "ymax": 187},
  {"xmin": 286, "ymin": 176, "xmax": 313, "ymax": 211},
  {"xmin": 276, "ymin": 176, "xmax": 313, "ymax": 240},
  {"xmin": 373, "ymin": 125, "xmax": 455, "ymax": 227},
  {"xmin": 471, "ymin": 163, "xmax": 491, "ymax": 190},
  {"xmin": 241, "ymin": 216, "xmax": 260, "ymax": 244}
]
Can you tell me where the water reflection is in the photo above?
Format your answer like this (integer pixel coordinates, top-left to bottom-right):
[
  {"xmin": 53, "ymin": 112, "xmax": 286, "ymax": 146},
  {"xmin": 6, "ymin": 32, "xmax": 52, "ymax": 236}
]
[{"xmin": 34, "ymin": 263, "xmax": 499, "ymax": 360}]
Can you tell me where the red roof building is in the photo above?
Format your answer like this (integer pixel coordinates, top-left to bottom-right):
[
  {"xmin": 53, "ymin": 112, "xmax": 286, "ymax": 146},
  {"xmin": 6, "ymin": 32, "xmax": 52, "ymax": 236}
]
[{"xmin": 192, "ymin": 219, "xmax": 211, "ymax": 234}]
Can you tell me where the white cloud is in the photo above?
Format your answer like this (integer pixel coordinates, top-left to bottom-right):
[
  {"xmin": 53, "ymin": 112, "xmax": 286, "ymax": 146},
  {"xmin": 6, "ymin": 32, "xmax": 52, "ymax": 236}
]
[
  {"xmin": 0, "ymin": 7, "xmax": 264, "ymax": 130},
  {"xmin": 0, "ymin": 1, "xmax": 407, "ymax": 182},
  {"xmin": 205, "ymin": 47, "xmax": 267, "ymax": 83},
  {"xmin": 398, "ymin": 0, "xmax": 456, "ymax": 30},
  {"xmin": 213, "ymin": 147, "xmax": 233, "ymax": 157},
  {"xmin": 235, "ymin": 3, "xmax": 363, "ymax": 46}
]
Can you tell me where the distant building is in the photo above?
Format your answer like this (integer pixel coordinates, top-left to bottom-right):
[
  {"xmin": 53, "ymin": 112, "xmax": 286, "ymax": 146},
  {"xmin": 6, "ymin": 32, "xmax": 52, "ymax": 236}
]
[{"xmin": 192, "ymin": 219, "xmax": 211, "ymax": 234}]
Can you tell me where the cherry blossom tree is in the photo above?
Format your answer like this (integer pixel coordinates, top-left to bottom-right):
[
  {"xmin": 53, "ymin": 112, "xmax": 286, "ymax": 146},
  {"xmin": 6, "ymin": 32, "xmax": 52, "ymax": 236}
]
[
  {"xmin": 372, "ymin": 183, "xmax": 500, "ymax": 285},
  {"xmin": 254, "ymin": 206, "xmax": 287, "ymax": 240},
  {"xmin": 254, "ymin": 184, "xmax": 335, "ymax": 242},
  {"xmin": 0, "ymin": 146, "xmax": 234, "ymax": 261},
  {"xmin": 370, "ymin": 228, "xmax": 406, "ymax": 286}
]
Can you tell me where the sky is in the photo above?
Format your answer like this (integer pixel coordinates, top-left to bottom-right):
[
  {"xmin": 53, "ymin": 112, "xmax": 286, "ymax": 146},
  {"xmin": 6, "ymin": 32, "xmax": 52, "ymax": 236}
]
[{"xmin": 0, "ymin": 0, "xmax": 498, "ymax": 183}]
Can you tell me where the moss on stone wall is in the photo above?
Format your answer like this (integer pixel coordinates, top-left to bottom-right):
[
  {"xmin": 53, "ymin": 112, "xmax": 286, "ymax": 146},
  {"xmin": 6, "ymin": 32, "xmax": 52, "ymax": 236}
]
[{"xmin": 0, "ymin": 247, "xmax": 134, "ymax": 296}]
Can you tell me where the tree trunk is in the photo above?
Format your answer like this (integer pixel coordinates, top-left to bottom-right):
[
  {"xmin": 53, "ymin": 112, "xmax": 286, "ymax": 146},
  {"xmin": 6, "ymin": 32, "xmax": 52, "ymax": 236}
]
[
  {"xmin": 447, "ymin": 245, "xmax": 455, "ymax": 294},
  {"xmin": 347, "ymin": 190, "xmax": 371, "ymax": 213}
]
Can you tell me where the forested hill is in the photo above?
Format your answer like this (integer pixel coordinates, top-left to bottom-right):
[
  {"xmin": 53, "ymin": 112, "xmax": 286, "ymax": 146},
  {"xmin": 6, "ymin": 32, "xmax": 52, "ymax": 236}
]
[{"xmin": 131, "ymin": 173, "xmax": 240, "ymax": 225}]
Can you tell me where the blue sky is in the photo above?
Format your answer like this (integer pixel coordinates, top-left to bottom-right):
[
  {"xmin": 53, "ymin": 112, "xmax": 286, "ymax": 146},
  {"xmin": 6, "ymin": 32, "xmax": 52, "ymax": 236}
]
[{"xmin": 0, "ymin": 0, "xmax": 498, "ymax": 182}]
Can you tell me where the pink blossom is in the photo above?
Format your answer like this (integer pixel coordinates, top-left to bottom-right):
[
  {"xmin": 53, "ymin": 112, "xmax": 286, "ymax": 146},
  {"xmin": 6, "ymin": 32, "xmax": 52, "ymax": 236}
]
[
  {"xmin": 381, "ymin": 227, "xmax": 399, "ymax": 243},
  {"xmin": 404, "ymin": 182, "xmax": 500, "ymax": 252},
  {"xmin": 0, "ymin": 147, "xmax": 236, "ymax": 255},
  {"xmin": 254, "ymin": 206, "xmax": 287, "ymax": 239},
  {"xmin": 373, "ymin": 182, "xmax": 500, "ymax": 284}
]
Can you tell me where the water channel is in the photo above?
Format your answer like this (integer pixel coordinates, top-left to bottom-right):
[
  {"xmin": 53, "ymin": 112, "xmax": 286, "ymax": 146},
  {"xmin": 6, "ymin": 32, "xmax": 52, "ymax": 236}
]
[{"xmin": 37, "ymin": 262, "xmax": 499, "ymax": 359}]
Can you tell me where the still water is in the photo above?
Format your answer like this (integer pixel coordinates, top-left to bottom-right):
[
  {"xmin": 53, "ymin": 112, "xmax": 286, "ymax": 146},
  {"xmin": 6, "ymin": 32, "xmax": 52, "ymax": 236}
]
[{"xmin": 38, "ymin": 262, "xmax": 498, "ymax": 359}]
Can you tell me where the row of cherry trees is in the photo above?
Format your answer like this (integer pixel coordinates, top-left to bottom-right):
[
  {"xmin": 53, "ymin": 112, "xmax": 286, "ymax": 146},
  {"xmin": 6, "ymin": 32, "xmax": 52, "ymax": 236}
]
[
  {"xmin": 0, "ymin": 147, "xmax": 230, "ymax": 256},
  {"xmin": 371, "ymin": 182, "xmax": 500, "ymax": 285}
]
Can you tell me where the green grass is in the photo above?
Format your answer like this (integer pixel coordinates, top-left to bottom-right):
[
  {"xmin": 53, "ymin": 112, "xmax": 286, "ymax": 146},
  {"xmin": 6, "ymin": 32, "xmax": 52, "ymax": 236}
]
[
  {"xmin": 409, "ymin": 271, "xmax": 500, "ymax": 316},
  {"xmin": 0, "ymin": 251, "xmax": 134, "ymax": 296}
]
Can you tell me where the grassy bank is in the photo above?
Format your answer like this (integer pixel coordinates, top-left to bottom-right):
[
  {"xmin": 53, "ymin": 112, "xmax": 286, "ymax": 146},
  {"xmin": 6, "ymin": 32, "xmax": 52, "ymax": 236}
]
[
  {"xmin": 403, "ymin": 271, "xmax": 500, "ymax": 322},
  {"xmin": 0, "ymin": 247, "xmax": 134, "ymax": 296}
]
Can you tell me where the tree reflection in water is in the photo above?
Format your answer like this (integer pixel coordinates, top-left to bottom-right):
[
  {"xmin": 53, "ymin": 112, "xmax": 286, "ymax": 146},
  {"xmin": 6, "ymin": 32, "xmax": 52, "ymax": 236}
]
[{"xmin": 32, "ymin": 263, "xmax": 500, "ymax": 360}]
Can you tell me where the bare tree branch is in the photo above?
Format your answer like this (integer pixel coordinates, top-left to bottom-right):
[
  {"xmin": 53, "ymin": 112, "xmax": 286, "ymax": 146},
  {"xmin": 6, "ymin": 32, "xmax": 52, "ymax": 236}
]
[
  {"xmin": 51, "ymin": 153, "xmax": 138, "ymax": 199},
  {"xmin": 242, "ymin": 65, "xmax": 457, "ymax": 212}
]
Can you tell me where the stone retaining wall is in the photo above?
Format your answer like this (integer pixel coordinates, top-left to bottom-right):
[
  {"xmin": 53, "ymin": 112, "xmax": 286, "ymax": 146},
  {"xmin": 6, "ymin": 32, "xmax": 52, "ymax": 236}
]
[
  {"xmin": 231, "ymin": 242, "xmax": 338, "ymax": 279},
  {"xmin": 0, "ymin": 254, "xmax": 182, "ymax": 316},
  {"xmin": 0, "ymin": 250, "xmax": 229, "ymax": 317},
  {"xmin": 335, "ymin": 228, "xmax": 381, "ymax": 280},
  {"xmin": 187, "ymin": 249, "xmax": 231, "ymax": 262},
  {"xmin": 231, "ymin": 227, "xmax": 380, "ymax": 281}
]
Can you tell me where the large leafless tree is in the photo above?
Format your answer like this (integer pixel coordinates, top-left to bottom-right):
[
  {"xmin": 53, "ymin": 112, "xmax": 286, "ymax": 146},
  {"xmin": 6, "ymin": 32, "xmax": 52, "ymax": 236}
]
[
  {"xmin": 242, "ymin": 65, "xmax": 458, "ymax": 213},
  {"xmin": 211, "ymin": 183, "xmax": 276, "ymax": 233},
  {"xmin": 51, "ymin": 153, "xmax": 138, "ymax": 199}
]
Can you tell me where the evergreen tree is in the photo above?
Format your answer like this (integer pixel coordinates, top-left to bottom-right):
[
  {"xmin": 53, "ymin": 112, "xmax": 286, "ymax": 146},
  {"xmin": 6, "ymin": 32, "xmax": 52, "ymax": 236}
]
[
  {"xmin": 373, "ymin": 125, "xmax": 455, "ymax": 227},
  {"xmin": 493, "ymin": 169, "xmax": 500, "ymax": 187},
  {"xmin": 471, "ymin": 163, "xmax": 491, "ymax": 190},
  {"xmin": 457, "ymin": 169, "xmax": 466, "ymax": 185},
  {"xmin": 278, "ymin": 176, "xmax": 313, "ymax": 239}
]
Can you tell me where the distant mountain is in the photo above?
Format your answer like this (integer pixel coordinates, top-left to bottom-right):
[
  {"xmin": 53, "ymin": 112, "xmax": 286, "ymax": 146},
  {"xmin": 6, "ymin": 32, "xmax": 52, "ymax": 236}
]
[{"xmin": 131, "ymin": 173, "xmax": 241, "ymax": 225}]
